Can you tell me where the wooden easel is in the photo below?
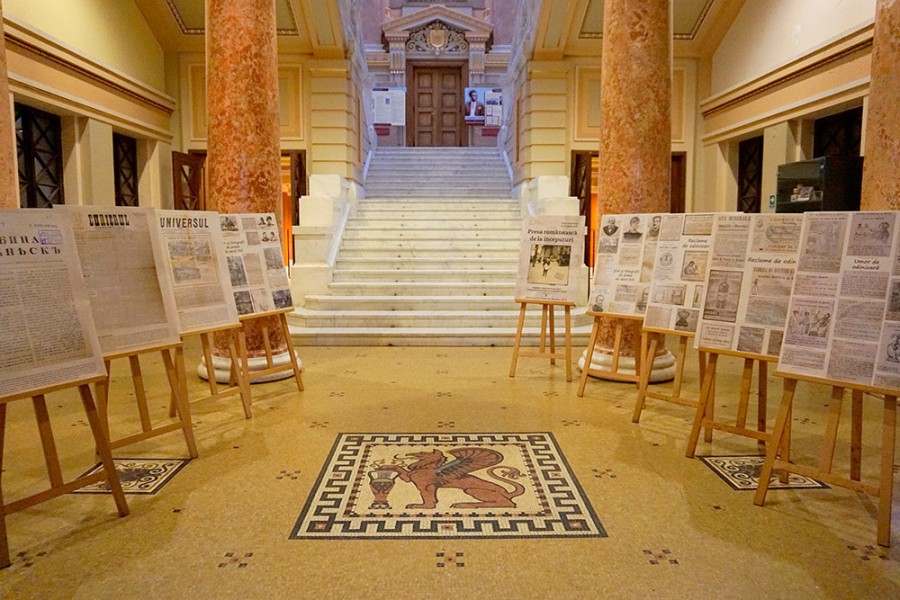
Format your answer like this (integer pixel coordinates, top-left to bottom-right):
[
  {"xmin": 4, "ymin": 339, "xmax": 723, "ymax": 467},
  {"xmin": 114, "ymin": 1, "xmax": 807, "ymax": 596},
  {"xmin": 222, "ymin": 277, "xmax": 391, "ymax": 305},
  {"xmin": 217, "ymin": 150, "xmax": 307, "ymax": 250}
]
[
  {"xmin": 577, "ymin": 313, "xmax": 646, "ymax": 396},
  {"xmin": 509, "ymin": 299, "xmax": 574, "ymax": 382},
  {"xmin": 0, "ymin": 377, "xmax": 129, "ymax": 569},
  {"xmin": 754, "ymin": 374, "xmax": 896, "ymax": 547},
  {"xmin": 168, "ymin": 324, "xmax": 252, "ymax": 420},
  {"xmin": 685, "ymin": 349, "xmax": 777, "ymax": 458},
  {"xmin": 96, "ymin": 342, "xmax": 198, "ymax": 458},
  {"xmin": 236, "ymin": 308, "xmax": 304, "ymax": 392},
  {"xmin": 633, "ymin": 330, "xmax": 715, "ymax": 442}
]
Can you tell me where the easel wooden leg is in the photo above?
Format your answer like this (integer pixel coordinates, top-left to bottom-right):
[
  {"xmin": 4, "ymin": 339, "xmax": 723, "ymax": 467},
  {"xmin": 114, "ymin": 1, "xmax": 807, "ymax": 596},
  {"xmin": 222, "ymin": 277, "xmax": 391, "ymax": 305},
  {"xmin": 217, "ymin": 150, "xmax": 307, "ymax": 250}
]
[
  {"xmin": 698, "ymin": 351, "xmax": 714, "ymax": 443},
  {"xmin": 129, "ymin": 355, "xmax": 152, "ymax": 433},
  {"xmin": 877, "ymin": 394, "xmax": 896, "ymax": 547},
  {"xmin": 509, "ymin": 302, "xmax": 527, "ymax": 378},
  {"xmin": 564, "ymin": 306, "xmax": 572, "ymax": 382},
  {"xmin": 671, "ymin": 336, "xmax": 687, "ymax": 401},
  {"xmin": 850, "ymin": 390, "xmax": 863, "ymax": 482},
  {"xmin": 538, "ymin": 304, "xmax": 548, "ymax": 358},
  {"xmin": 818, "ymin": 386, "xmax": 845, "ymax": 474},
  {"xmin": 279, "ymin": 312, "xmax": 304, "ymax": 392},
  {"xmin": 78, "ymin": 385, "xmax": 129, "ymax": 517},
  {"xmin": 577, "ymin": 317, "xmax": 600, "ymax": 397},
  {"xmin": 754, "ymin": 378, "xmax": 797, "ymax": 507},
  {"xmin": 162, "ymin": 347, "xmax": 198, "ymax": 458},
  {"xmin": 736, "ymin": 358, "xmax": 753, "ymax": 429},
  {"xmin": 32, "ymin": 396, "xmax": 63, "ymax": 488},
  {"xmin": 686, "ymin": 353, "xmax": 718, "ymax": 458},
  {"xmin": 0, "ymin": 403, "xmax": 9, "ymax": 569},
  {"xmin": 757, "ymin": 360, "xmax": 768, "ymax": 447},
  {"xmin": 95, "ymin": 360, "xmax": 112, "ymax": 450},
  {"xmin": 228, "ymin": 330, "xmax": 252, "ymax": 419},
  {"xmin": 610, "ymin": 321, "xmax": 623, "ymax": 373},
  {"xmin": 548, "ymin": 305, "xmax": 556, "ymax": 366},
  {"xmin": 201, "ymin": 332, "xmax": 219, "ymax": 398},
  {"xmin": 632, "ymin": 336, "xmax": 659, "ymax": 423}
]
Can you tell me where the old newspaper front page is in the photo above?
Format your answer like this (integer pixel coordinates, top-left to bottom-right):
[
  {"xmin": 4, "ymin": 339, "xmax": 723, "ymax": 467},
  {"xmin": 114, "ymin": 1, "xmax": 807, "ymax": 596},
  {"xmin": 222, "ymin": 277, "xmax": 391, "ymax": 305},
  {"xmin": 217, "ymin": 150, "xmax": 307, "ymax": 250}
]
[
  {"xmin": 219, "ymin": 213, "xmax": 293, "ymax": 316},
  {"xmin": 59, "ymin": 206, "xmax": 180, "ymax": 356},
  {"xmin": 589, "ymin": 213, "xmax": 665, "ymax": 315},
  {"xmin": 695, "ymin": 213, "xmax": 803, "ymax": 357},
  {"xmin": 778, "ymin": 211, "xmax": 900, "ymax": 392},
  {"xmin": 515, "ymin": 215, "xmax": 585, "ymax": 303},
  {"xmin": 157, "ymin": 209, "xmax": 239, "ymax": 334},
  {"xmin": 643, "ymin": 213, "xmax": 727, "ymax": 334},
  {"xmin": 0, "ymin": 209, "xmax": 106, "ymax": 399}
]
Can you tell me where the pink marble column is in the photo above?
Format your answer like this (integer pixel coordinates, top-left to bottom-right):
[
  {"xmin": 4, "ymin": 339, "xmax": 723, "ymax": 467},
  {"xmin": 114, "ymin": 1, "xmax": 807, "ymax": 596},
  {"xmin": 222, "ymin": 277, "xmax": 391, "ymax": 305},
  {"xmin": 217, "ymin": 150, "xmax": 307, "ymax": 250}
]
[
  {"xmin": 0, "ymin": 1, "xmax": 19, "ymax": 208},
  {"xmin": 589, "ymin": 0, "xmax": 673, "ymax": 379},
  {"xmin": 206, "ymin": 0, "xmax": 289, "ymax": 367},
  {"xmin": 860, "ymin": 0, "xmax": 900, "ymax": 210}
]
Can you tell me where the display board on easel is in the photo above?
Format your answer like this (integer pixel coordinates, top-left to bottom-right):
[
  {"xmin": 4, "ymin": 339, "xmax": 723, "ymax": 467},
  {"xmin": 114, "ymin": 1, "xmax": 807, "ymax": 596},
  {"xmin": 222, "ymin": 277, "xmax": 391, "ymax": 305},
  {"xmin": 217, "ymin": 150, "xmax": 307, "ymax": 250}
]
[
  {"xmin": 0, "ymin": 208, "xmax": 129, "ymax": 569},
  {"xmin": 510, "ymin": 215, "xmax": 585, "ymax": 381},
  {"xmin": 756, "ymin": 211, "xmax": 900, "ymax": 547},
  {"xmin": 635, "ymin": 212, "xmax": 729, "ymax": 425},
  {"xmin": 686, "ymin": 212, "xmax": 804, "ymax": 457},
  {"xmin": 59, "ymin": 205, "xmax": 196, "ymax": 457}
]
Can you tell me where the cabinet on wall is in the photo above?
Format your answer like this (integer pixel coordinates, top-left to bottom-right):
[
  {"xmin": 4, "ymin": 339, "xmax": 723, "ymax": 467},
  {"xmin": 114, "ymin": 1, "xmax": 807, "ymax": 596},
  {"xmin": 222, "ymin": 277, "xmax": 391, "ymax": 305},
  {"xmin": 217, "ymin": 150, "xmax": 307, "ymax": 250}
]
[{"xmin": 775, "ymin": 156, "xmax": 862, "ymax": 213}]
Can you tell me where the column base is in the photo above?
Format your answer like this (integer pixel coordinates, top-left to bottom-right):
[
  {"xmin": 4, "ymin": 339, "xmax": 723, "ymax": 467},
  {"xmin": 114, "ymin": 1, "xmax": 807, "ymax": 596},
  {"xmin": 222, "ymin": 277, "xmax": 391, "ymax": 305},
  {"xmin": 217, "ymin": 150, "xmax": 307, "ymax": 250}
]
[
  {"xmin": 577, "ymin": 348, "xmax": 676, "ymax": 383},
  {"xmin": 197, "ymin": 350, "xmax": 302, "ymax": 384}
]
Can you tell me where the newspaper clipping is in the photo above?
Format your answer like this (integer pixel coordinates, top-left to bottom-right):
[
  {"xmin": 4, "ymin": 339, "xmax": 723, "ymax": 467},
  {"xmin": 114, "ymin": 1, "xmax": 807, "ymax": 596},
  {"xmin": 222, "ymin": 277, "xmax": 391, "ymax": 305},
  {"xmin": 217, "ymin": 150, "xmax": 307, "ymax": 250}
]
[
  {"xmin": 516, "ymin": 215, "xmax": 585, "ymax": 303},
  {"xmin": 696, "ymin": 213, "xmax": 803, "ymax": 357},
  {"xmin": 590, "ymin": 213, "xmax": 664, "ymax": 315},
  {"xmin": 643, "ymin": 213, "xmax": 725, "ymax": 333},
  {"xmin": 0, "ymin": 209, "xmax": 106, "ymax": 399},
  {"xmin": 60, "ymin": 206, "xmax": 181, "ymax": 356},
  {"xmin": 778, "ymin": 211, "xmax": 900, "ymax": 392},
  {"xmin": 157, "ymin": 209, "xmax": 239, "ymax": 334},
  {"xmin": 220, "ymin": 213, "xmax": 293, "ymax": 316}
]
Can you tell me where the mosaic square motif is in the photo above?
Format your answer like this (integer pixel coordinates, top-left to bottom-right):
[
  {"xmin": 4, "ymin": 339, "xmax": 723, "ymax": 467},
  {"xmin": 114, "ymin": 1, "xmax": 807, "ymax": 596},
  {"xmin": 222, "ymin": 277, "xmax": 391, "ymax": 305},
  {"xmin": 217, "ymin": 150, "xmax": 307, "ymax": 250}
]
[
  {"xmin": 72, "ymin": 458, "xmax": 190, "ymax": 495},
  {"xmin": 291, "ymin": 433, "xmax": 606, "ymax": 539},
  {"xmin": 699, "ymin": 455, "xmax": 828, "ymax": 491}
]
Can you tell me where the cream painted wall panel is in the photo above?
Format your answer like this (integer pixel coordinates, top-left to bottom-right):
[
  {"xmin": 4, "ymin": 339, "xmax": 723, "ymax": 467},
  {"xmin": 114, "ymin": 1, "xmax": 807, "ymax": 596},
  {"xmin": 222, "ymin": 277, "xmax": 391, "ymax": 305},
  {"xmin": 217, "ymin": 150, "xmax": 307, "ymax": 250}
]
[
  {"xmin": 525, "ymin": 128, "xmax": 567, "ymax": 146},
  {"xmin": 4, "ymin": 0, "xmax": 165, "ymax": 90},
  {"xmin": 712, "ymin": 0, "xmax": 875, "ymax": 94}
]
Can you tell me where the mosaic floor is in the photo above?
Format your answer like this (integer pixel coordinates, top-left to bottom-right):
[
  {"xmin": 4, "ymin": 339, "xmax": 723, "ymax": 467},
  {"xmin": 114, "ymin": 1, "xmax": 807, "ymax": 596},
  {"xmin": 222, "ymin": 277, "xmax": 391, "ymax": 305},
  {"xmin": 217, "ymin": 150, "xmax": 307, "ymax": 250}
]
[{"xmin": 0, "ymin": 343, "xmax": 898, "ymax": 599}]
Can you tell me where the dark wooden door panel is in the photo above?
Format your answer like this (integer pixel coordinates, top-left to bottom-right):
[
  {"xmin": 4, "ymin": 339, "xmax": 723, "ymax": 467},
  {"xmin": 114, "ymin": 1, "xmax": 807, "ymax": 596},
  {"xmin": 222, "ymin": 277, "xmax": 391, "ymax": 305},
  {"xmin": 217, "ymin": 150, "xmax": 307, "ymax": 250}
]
[
  {"xmin": 172, "ymin": 151, "xmax": 206, "ymax": 211},
  {"xmin": 409, "ymin": 65, "xmax": 463, "ymax": 147}
]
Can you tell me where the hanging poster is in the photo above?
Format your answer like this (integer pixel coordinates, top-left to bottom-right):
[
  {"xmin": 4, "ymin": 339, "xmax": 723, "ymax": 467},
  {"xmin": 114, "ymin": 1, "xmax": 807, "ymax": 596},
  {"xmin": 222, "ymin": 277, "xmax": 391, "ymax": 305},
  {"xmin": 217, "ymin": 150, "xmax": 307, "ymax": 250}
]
[
  {"xmin": 220, "ymin": 213, "xmax": 293, "ymax": 316},
  {"xmin": 695, "ymin": 213, "xmax": 804, "ymax": 357},
  {"xmin": 515, "ymin": 215, "xmax": 585, "ymax": 303},
  {"xmin": 589, "ymin": 213, "xmax": 665, "ymax": 315},
  {"xmin": 778, "ymin": 211, "xmax": 900, "ymax": 392},
  {"xmin": 464, "ymin": 87, "xmax": 492, "ymax": 124},
  {"xmin": 0, "ymin": 209, "xmax": 106, "ymax": 399},
  {"xmin": 372, "ymin": 87, "xmax": 406, "ymax": 126},
  {"xmin": 643, "ymin": 213, "xmax": 728, "ymax": 334},
  {"xmin": 484, "ymin": 89, "xmax": 503, "ymax": 127},
  {"xmin": 156, "ymin": 209, "xmax": 239, "ymax": 334},
  {"xmin": 58, "ymin": 206, "xmax": 180, "ymax": 357}
]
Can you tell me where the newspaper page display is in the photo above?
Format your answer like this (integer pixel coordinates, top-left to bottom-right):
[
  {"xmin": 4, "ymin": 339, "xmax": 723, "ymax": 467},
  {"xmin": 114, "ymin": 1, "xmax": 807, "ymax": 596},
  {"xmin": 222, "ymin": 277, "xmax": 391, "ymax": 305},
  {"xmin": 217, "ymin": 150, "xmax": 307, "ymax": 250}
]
[
  {"xmin": 643, "ymin": 213, "xmax": 722, "ymax": 334},
  {"xmin": 589, "ymin": 213, "xmax": 665, "ymax": 315},
  {"xmin": 515, "ymin": 215, "xmax": 585, "ymax": 303},
  {"xmin": 372, "ymin": 87, "xmax": 406, "ymax": 126},
  {"xmin": 60, "ymin": 206, "xmax": 181, "ymax": 356},
  {"xmin": 0, "ymin": 209, "xmax": 106, "ymax": 399},
  {"xmin": 157, "ymin": 210, "xmax": 239, "ymax": 334},
  {"xmin": 220, "ymin": 213, "xmax": 293, "ymax": 316},
  {"xmin": 778, "ymin": 211, "xmax": 900, "ymax": 392},
  {"xmin": 695, "ymin": 213, "xmax": 803, "ymax": 357}
]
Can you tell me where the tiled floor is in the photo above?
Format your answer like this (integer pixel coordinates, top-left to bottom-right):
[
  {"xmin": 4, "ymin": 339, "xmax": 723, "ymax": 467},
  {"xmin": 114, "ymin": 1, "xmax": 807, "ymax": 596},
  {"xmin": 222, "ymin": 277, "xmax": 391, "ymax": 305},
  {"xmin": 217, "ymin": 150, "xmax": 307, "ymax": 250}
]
[{"xmin": 1, "ymin": 341, "xmax": 898, "ymax": 598}]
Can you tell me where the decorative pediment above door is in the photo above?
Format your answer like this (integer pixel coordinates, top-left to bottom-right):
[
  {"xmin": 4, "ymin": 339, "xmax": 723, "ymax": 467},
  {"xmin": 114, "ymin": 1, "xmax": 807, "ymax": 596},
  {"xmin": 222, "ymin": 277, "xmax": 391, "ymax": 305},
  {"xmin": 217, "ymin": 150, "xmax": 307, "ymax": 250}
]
[{"xmin": 382, "ymin": 5, "xmax": 493, "ymax": 83}]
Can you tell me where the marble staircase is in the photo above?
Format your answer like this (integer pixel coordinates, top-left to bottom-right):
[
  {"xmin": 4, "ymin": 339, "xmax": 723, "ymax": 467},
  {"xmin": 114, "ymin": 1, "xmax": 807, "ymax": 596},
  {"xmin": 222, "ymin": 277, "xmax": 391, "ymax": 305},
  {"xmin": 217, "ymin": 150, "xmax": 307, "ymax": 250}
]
[{"xmin": 289, "ymin": 147, "xmax": 591, "ymax": 346}]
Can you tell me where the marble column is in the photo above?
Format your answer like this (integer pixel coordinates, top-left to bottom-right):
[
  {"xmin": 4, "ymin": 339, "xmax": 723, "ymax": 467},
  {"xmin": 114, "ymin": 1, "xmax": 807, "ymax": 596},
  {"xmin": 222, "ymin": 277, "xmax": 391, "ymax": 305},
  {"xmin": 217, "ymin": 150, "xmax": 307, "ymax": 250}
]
[
  {"xmin": 860, "ymin": 0, "xmax": 900, "ymax": 210},
  {"xmin": 0, "ymin": 1, "xmax": 19, "ymax": 208},
  {"xmin": 205, "ymin": 0, "xmax": 295, "ymax": 382},
  {"xmin": 580, "ymin": 0, "xmax": 675, "ymax": 381}
]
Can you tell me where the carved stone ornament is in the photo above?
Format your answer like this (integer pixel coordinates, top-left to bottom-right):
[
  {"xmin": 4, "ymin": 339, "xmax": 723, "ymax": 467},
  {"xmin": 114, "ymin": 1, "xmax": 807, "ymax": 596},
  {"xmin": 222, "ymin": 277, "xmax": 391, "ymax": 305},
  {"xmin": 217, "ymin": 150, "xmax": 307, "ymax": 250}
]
[{"xmin": 406, "ymin": 21, "xmax": 469, "ymax": 55}]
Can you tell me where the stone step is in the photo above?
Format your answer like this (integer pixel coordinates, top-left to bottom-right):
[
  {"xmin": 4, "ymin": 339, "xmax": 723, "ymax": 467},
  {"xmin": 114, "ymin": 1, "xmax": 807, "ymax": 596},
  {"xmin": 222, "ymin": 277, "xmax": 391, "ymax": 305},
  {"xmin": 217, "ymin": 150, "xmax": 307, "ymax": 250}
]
[
  {"xmin": 364, "ymin": 191, "xmax": 512, "ymax": 199},
  {"xmin": 334, "ymin": 256, "xmax": 519, "ymax": 270},
  {"xmin": 348, "ymin": 218, "xmax": 521, "ymax": 228},
  {"xmin": 303, "ymin": 294, "xmax": 520, "ymax": 311},
  {"xmin": 289, "ymin": 308, "xmax": 593, "ymax": 329},
  {"xmin": 289, "ymin": 323, "xmax": 593, "ymax": 347},
  {"xmin": 341, "ymin": 228, "xmax": 520, "ymax": 241},
  {"xmin": 339, "ymin": 238, "xmax": 519, "ymax": 251},
  {"xmin": 332, "ymin": 268, "xmax": 517, "ymax": 282},
  {"xmin": 336, "ymin": 248, "xmax": 519, "ymax": 259},
  {"xmin": 327, "ymin": 281, "xmax": 515, "ymax": 296}
]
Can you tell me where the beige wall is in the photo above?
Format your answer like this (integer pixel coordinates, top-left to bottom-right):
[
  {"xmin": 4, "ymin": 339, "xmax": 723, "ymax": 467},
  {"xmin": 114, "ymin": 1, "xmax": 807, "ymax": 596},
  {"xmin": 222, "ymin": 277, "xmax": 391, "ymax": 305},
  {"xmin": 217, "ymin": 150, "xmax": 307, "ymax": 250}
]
[
  {"xmin": 4, "ymin": 0, "xmax": 165, "ymax": 90},
  {"xmin": 712, "ymin": 0, "xmax": 875, "ymax": 94}
]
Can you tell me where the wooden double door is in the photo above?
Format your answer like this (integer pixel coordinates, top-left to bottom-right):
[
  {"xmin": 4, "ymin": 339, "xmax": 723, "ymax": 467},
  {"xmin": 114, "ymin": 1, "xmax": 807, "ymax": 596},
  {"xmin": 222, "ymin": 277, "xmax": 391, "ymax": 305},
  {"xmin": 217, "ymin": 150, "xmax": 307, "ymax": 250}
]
[{"xmin": 407, "ymin": 64, "xmax": 466, "ymax": 147}]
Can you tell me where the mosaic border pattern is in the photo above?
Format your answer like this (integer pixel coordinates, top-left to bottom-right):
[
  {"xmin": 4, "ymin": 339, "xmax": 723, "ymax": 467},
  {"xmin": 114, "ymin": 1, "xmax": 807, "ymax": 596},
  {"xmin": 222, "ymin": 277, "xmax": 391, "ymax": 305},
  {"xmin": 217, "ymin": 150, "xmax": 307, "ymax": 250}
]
[
  {"xmin": 72, "ymin": 458, "xmax": 191, "ymax": 495},
  {"xmin": 290, "ymin": 432, "xmax": 607, "ymax": 539},
  {"xmin": 699, "ymin": 455, "xmax": 828, "ymax": 491}
]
